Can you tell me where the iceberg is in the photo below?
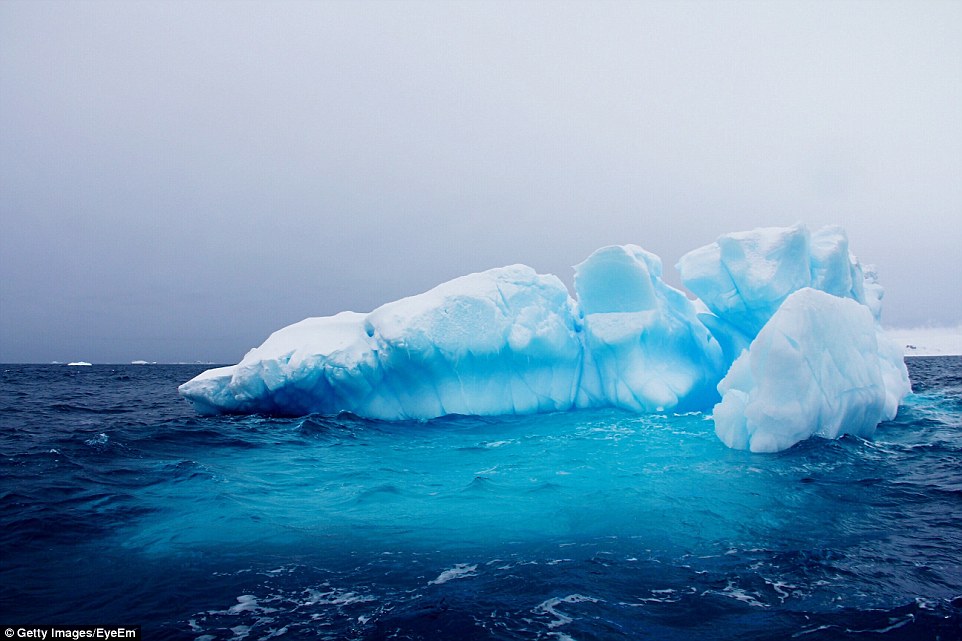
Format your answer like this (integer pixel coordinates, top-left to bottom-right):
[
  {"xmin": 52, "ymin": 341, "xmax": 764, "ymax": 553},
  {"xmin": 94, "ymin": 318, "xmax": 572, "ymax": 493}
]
[
  {"xmin": 180, "ymin": 224, "xmax": 911, "ymax": 453},
  {"xmin": 712, "ymin": 288, "xmax": 907, "ymax": 453}
]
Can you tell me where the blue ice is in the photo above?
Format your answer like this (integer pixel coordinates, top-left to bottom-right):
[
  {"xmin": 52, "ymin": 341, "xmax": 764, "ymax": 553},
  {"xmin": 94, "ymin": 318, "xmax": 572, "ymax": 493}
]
[{"xmin": 180, "ymin": 224, "xmax": 910, "ymax": 452}]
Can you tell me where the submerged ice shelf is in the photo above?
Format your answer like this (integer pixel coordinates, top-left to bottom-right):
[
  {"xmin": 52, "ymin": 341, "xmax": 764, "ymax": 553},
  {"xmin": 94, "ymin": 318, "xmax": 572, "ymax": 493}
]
[{"xmin": 180, "ymin": 224, "xmax": 910, "ymax": 452}]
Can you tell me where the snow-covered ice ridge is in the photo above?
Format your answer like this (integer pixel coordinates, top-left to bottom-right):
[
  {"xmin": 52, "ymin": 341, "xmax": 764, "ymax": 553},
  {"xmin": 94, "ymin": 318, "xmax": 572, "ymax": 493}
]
[{"xmin": 180, "ymin": 224, "xmax": 910, "ymax": 453}]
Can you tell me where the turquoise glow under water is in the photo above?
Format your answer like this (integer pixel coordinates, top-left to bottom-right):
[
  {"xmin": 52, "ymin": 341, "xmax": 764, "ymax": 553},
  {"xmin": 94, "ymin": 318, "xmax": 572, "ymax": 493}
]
[{"xmin": 1, "ymin": 360, "xmax": 960, "ymax": 639}]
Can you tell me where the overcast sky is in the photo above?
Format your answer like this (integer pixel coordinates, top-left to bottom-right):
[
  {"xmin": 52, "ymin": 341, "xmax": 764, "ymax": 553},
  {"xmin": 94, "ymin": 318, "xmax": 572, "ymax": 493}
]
[{"xmin": 1, "ymin": 0, "xmax": 960, "ymax": 363}]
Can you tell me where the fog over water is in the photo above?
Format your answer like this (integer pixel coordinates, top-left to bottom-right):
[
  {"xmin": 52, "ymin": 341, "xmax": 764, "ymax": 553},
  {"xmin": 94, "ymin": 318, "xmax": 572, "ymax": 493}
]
[{"xmin": 1, "ymin": 1, "xmax": 959, "ymax": 363}]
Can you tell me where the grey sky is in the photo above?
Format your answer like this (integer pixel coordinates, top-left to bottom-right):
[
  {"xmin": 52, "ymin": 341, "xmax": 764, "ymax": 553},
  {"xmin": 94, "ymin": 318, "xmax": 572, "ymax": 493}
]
[{"xmin": 1, "ymin": 0, "xmax": 960, "ymax": 363}]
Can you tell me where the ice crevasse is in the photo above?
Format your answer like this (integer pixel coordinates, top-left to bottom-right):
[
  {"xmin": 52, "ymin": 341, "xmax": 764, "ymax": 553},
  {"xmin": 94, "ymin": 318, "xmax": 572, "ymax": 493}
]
[{"xmin": 180, "ymin": 223, "xmax": 910, "ymax": 452}]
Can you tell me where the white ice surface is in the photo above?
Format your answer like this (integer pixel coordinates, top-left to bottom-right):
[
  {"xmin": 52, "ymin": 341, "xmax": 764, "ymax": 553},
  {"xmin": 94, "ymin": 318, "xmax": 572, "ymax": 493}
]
[
  {"xmin": 713, "ymin": 288, "xmax": 910, "ymax": 453},
  {"xmin": 180, "ymin": 266, "xmax": 584, "ymax": 419}
]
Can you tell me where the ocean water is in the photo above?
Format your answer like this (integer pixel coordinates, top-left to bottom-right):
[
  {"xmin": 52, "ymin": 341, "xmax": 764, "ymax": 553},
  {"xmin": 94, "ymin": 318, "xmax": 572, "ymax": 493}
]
[{"xmin": 1, "ymin": 360, "xmax": 960, "ymax": 640}]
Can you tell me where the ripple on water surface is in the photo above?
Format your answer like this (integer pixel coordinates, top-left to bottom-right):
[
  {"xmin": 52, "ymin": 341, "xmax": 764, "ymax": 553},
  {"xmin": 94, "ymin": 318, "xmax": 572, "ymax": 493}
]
[{"xmin": 0, "ymin": 360, "xmax": 960, "ymax": 639}]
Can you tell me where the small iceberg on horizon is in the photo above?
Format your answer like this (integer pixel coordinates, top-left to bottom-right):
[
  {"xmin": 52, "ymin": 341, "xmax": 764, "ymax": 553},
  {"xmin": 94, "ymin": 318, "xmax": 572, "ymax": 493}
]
[
  {"xmin": 67, "ymin": 361, "xmax": 93, "ymax": 367},
  {"xmin": 179, "ymin": 224, "xmax": 910, "ymax": 453}
]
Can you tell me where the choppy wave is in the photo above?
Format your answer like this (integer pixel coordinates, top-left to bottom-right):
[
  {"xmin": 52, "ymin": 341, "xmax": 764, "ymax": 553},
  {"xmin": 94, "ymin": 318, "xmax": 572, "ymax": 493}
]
[{"xmin": 1, "ymin": 360, "xmax": 961, "ymax": 639}]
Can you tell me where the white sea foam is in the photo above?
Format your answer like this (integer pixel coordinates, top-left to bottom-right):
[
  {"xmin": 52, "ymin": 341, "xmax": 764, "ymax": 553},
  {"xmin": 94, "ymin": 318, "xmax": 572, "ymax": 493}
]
[
  {"xmin": 428, "ymin": 563, "xmax": 478, "ymax": 585},
  {"xmin": 302, "ymin": 588, "xmax": 375, "ymax": 607},
  {"xmin": 228, "ymin": 595, "xmax": 263, "ymax": 614},
  {"xmin": 534, "ymin": 594, "xmax": 600, "ymax": 629},
  {"xmin": 764, "ymin": 578, "xmax": 796, "ymax": 603},
  {"xmin": 229, "ymin": 625, "xmax": 250, "ymax": 640},
  {"xmin": 709, "ymin": 582, "xmax": 769, "ymax": 608}
]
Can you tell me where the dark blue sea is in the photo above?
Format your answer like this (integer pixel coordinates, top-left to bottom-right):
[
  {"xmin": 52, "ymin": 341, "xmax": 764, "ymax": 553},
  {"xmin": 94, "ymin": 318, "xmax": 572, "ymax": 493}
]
[{"xmin": 1, "ymin": 359, "xmax": 960, "ymax": 640}]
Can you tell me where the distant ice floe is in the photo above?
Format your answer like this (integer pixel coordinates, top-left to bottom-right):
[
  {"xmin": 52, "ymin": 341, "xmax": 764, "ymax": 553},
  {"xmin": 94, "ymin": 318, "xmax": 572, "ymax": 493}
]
[
  {"xmin": 180, "ymin": 224, "xmax": 911, "ymax": 453},
  {"xmin": 882, "ymin": 325, "xmax": 962, "ymax": 357},
  {"xmin": 67, "ymin": 361, "xmax": 92, "ymax": 366}
]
